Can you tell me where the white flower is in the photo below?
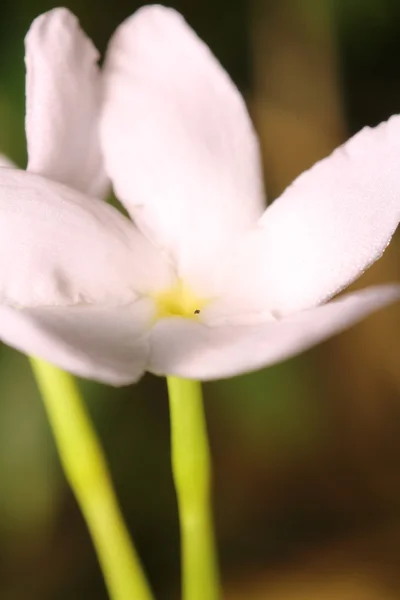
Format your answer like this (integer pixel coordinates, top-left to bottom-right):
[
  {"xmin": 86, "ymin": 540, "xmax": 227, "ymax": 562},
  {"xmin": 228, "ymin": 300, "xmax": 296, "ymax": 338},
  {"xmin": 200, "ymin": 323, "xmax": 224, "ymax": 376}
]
[{"xmin": 0, "ymin": 5, "xmax": 399, "ymax": 386}]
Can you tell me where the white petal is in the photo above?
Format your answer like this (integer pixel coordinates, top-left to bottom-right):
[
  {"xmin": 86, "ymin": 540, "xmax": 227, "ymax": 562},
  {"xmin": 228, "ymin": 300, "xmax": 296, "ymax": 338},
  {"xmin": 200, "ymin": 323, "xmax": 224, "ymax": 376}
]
[
  {"xmin": 225, "ymin": 117, "xmax": 400, "ymax": 317},
  {"xmin": 148, "ymin": 285, "xmax": 400, "ymax": 379},
  {"xmin": 0, "ymin": 168, "xmax": 172, "ymax": 307},
  {"xmin": 0, "ymin": 155, "xmax": 15, "ymax": 168},
  {"xmin": 25, "ymin": 8, "xmax": 109, "ymax": 198},
  {"xmin": 0, "ymin": 301, "xmax": 153, "ymax": 385},
  {"xmin": 101, "ymin": 5, "xmax": 264, "ymax": 291}
]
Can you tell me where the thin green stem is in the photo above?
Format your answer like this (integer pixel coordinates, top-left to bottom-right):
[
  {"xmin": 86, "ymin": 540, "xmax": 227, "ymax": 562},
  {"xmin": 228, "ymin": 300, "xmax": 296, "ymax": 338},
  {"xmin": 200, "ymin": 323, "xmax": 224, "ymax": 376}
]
[
  {"xmin": 167, "ymin": 376, "xmax": 220, "ymax": 600},
  {"xmin": 30, "ymin": 358, "xmax": 154, "ymax": 600}
]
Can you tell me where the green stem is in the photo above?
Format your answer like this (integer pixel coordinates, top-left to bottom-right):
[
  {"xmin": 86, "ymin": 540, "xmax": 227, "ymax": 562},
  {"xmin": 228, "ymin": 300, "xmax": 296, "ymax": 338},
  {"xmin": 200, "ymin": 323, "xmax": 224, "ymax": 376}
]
[
  {"xmin": 29, "ymin": 358, "xmax": 154, "ymax": 600},
  {"xmin": 167, "ymin": 376, "xmax": 220, "ymax": 600}
]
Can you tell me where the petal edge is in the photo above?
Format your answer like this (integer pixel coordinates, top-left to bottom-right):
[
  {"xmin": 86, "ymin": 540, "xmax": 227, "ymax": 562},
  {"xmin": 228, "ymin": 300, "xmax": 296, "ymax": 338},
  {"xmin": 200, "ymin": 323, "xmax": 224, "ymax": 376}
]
[
  {"xmin": 149, "ymin": 285, "xmax": 400, "ymax": 379},
  {"xmin": 25, "ymin": 8, "xmax": 109, "ymax": 198}
]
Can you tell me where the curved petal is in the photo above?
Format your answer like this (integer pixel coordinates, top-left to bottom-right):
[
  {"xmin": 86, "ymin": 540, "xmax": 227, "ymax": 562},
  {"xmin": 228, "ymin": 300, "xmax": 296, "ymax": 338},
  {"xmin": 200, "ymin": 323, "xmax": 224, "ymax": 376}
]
[
  {"xmin": 25, "ymin": 8, "xmax": 109, "ymax": 198},
  {"xmin": 101, "ymin": 5, "xmax": 264, "ymax": 291},
  {"xmin": 0, "ymin": 300, "xmax": 154, "ymax": 385},
  {"xmin": 148, "ymin": 285, "xmax": 400, "ymax": 379},
  {"xmin": 223, "ymin": 116, "xmax": 400, "ymax": 317},
  {"xmin": 0, "ymin": 168, "xmax": 172, "ymax": 307}
]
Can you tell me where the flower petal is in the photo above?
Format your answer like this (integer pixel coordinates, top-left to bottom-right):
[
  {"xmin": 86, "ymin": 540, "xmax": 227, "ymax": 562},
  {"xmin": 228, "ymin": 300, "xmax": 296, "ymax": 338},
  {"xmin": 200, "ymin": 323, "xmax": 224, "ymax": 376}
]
[
  {"xmin": 0, "ymin": 155, "xmax": 15, "ymax": 168},
  {"xmin": 148, "ymin": 285, "xmax": 400, "ymax": 379},
  {"xmin": 225, "ymin": 117, "xmax": 400, "ymax": 316},
  {"xmin": 0, "ymin": 168, "xmax": 172, "ymax": 307},
  {"xmin": 0, "ymin": 301, "xmax": 153, "ymax": 385},
  {"xmin": 101, "ymin": 5, "xmax": 264, "ymax": 290},
  {"xmin": 25, "ymin": 8, "xmax": 109, "ymax": 198}
]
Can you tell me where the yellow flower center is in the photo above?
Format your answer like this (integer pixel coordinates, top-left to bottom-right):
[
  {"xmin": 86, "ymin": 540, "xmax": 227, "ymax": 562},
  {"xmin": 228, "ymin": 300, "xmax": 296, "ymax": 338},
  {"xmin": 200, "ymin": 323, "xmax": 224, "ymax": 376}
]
[{"xmin": 153, "ymin": 279, "xmax": 209, "ymax": 321}]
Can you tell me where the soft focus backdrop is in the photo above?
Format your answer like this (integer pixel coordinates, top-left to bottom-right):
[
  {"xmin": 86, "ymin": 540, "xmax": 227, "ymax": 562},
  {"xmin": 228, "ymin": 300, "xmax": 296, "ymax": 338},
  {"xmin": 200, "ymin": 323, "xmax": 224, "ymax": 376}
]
[{"xmin": 0, "ymin": 0, "xmax": 400, "ymax": 598}]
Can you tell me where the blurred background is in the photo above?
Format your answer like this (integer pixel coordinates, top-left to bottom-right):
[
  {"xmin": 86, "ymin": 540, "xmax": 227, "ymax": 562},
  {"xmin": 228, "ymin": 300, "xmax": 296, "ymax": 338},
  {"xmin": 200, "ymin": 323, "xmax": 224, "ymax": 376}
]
[{"xmin": 0, "ymin": 0, "xmax": 400, "ymax": 598}]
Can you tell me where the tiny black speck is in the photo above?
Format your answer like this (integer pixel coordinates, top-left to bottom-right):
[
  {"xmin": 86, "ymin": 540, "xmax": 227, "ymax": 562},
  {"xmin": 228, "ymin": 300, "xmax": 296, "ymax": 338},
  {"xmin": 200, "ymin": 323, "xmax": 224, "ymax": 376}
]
[{"xmin": 194, "ymin": 309, "xmax": 200, "ymax": 315}]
